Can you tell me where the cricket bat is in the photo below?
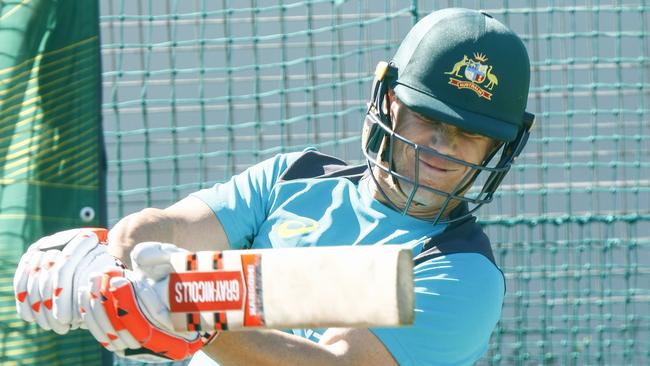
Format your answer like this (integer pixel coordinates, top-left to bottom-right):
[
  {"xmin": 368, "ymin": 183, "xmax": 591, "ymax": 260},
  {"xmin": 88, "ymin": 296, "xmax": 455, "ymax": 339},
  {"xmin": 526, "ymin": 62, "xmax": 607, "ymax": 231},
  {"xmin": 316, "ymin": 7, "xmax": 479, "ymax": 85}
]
[{"xmin": 165, "ymin": 245, "xmax": 414, "ymax": 332}]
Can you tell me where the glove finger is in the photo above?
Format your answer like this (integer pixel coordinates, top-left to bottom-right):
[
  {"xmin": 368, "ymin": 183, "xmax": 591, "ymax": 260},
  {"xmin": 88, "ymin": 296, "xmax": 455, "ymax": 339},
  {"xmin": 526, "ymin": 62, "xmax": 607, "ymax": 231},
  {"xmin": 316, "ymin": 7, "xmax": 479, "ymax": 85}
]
[
  {"xmin": 52, "ymin": 232, "xmax": 101, "ymax": 324},
  {"xmin": 131, "ymin": 242, "xmax": 187, "ymax": 281},
  {"xmin": 25, "ymin": 251, "xmax": 53, "ymax": 330},
  {"xmin": 95, "ymin": 271, "xmax": 141, "ymax": 349},
  {"xmin": 63, "ymin": 245, "xmax": 110, "ymax": 323},
  {"xmin": 130, "ymin": 274, "xmax": 175, "ymax": 331},
  {"xmin": 58, "ymin": 229, "xmax": 104, "ymax": 257},
  {"xmin": 38, "ymin": 250, "xmax": 70, "ymax": 334},
  {"xmin": 14, "ymin": 250, "xmax": 42, "ymax": 322},
  {"xmin": 15, "ymin": 229, "xmax": 89, "ymax": 323},
  {"xmin": 87, "ymin": 272, "xmax": 136, "ymax": 350},
  {"xmin": 108, "ymin": 277, "xmax": 153, "ymax": 344},
  {"xmin": 109, "ymin": 277, "xmax": 203, "ymax": 360},
  {"xmin": 85, "ymin": 273, "xmax": 140, "ymax": 351},
  {"xmin": 99, "ymin": 274, "xmax": 147, "ymax": 349},
  {"xmin": 37, "ymin": 250, "xmax": 58, "ymax": 309},
  {"xmin": 68, "ymin": 249, "xmax": 125, "ymax": 330},
  {"xmin": 29, "ymin": 229, "xmax": 83, "ymax": 252},
  {"xmin": 79, "ymin": 283, "xmax": 119, "ymax": 352}
]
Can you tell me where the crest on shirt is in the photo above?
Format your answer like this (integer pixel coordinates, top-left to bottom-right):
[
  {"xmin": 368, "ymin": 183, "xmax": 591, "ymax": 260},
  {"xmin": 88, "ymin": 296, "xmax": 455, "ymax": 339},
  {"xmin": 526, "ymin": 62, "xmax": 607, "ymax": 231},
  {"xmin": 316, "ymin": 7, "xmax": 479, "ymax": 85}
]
[
  {"xmin": 276, "ymin": 217, "xmax": 319, "ymax": 239},
  {"xmin": 444, "ymin": 52, "xmax": 498, "ymax": 100}
]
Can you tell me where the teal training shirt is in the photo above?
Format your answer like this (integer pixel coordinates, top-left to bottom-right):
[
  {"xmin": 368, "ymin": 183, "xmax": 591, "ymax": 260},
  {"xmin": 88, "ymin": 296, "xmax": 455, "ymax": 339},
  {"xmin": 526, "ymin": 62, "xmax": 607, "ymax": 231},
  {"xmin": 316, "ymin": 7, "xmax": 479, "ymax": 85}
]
[{"xmin": 189, "ymin": 149, "xmax": 504, "ymax": 366}]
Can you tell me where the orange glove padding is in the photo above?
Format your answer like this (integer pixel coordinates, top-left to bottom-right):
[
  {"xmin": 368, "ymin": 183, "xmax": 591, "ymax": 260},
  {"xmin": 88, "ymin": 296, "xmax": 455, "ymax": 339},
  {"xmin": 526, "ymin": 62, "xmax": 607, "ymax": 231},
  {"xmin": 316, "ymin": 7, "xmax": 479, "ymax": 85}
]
[{"xmin": 97, "ymin": 270, "xmax": 216, "ymax": 361}]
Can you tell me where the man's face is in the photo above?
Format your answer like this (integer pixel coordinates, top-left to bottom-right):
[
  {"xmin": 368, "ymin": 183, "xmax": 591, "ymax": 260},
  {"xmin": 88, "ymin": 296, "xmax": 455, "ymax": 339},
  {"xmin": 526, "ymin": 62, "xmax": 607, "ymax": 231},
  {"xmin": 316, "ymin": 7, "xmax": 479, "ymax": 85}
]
[{"xmin": 387, "ymin": 96, "xmax": 497, "ymax": 210}]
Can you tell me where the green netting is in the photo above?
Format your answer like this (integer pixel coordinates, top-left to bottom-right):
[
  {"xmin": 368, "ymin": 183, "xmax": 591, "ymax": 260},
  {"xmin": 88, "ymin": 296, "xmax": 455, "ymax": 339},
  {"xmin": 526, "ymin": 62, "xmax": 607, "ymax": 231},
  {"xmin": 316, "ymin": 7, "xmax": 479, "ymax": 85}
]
[{"xmin": 99, "ymin": 1, "xmax": 649, "ymax": 365}]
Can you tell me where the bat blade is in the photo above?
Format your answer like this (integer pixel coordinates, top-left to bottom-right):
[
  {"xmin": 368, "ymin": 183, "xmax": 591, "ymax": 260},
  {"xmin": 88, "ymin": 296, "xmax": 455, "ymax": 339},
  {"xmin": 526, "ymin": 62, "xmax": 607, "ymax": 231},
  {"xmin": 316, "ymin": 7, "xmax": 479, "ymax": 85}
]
[{"xmin": 166, "ymin": 246, "xmax": 414, "ymax": 331}]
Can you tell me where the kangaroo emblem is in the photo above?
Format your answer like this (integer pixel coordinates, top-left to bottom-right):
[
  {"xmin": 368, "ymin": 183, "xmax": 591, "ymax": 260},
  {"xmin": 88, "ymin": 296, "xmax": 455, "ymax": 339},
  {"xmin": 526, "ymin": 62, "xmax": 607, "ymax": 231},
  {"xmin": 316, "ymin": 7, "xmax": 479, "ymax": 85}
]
[
  {"xmin": 444, "ymin": 55, "xmax": 469, "ymax": 77},
  {"xmin": 446, "ymin": 52, "xmax": 497, "ymax": 100}
]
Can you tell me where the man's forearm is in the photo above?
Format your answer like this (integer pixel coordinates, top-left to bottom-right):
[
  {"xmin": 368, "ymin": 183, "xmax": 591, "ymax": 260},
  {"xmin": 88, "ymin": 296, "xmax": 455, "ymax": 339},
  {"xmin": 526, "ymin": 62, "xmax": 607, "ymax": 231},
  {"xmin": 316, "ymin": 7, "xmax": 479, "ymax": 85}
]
[
  {"xmin": 204, "ymin": 330, "xmax": 343, "ymax": 366},
  {"xmin": 106, "ymin": 196, "xmax": 231, "ymax": 268},
  {"xmin": 107, "ymin": 208, "xmax": 175, "ymax": 268},
  {"xmin": 203, "ymin": 328, "xmax": 397, "ymax": 366}
]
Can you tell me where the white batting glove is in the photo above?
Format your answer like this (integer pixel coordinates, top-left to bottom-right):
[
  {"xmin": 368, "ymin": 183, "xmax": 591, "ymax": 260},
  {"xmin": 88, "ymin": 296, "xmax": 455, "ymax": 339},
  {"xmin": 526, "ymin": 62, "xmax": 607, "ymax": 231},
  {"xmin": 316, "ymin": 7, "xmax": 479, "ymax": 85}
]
[
  {"xmin": 13, "ymin": 228, "xmax": 124, "ymax": 334},
  {"xmin": 81, "ymin": 242, "xmax": 216, "ymax": 361}
]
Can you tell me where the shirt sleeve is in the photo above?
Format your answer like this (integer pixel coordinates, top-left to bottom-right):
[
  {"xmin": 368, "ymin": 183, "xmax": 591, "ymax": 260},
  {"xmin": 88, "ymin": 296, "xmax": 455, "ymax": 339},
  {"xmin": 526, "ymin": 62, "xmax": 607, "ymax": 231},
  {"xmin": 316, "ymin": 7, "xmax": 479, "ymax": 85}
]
[
  {"xmin": 190, "ymin": 151, "xmax": 304, "ymax": 249},
  {"xmin": 370, "ymin": 253, "xmax": 505, "ymax": 366}
]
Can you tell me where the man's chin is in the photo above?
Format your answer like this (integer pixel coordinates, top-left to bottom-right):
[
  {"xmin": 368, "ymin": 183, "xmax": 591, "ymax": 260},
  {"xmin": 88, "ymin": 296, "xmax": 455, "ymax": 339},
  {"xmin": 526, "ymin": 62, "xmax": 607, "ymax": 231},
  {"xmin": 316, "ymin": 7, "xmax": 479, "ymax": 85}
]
[
  {"xmin": 411, "ymin": 189, "xmax": 461, "ymax": 208},
  {"xmin": 406, "ymin": 186, "xmax": 448, "ymax": 202},
  {"xmin": 390, "ymin": 179, "xmax": 458, "ymax": 213}
]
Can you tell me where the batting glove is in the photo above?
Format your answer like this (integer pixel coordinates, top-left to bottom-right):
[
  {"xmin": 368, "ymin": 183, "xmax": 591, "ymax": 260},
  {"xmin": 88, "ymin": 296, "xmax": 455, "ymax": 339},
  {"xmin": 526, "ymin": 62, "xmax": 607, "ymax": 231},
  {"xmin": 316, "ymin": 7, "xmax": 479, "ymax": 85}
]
[
  {"xmin": 81, "ymin": 242, "xmax": 216, "ymax": 361},
  {"xmin": 13, "ymin": 228, "xmax": 125, "ymax": 334}
]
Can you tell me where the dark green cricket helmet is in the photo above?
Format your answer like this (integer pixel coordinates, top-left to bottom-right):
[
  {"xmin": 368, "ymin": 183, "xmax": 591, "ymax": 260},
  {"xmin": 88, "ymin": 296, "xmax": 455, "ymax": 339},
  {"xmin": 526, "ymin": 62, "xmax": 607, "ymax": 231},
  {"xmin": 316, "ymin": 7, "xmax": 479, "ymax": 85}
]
[{"xmin": 363, "ymin": 8, "xmax": 535, "ymax": 223}]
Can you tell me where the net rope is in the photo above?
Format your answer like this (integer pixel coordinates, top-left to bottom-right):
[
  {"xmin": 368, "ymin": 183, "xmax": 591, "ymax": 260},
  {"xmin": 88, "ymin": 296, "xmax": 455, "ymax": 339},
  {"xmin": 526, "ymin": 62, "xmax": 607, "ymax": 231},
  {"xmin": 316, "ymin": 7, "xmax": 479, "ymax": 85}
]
[{"xmin": 100, "ymin": 1, "xmax": 649, "ymax": 364}]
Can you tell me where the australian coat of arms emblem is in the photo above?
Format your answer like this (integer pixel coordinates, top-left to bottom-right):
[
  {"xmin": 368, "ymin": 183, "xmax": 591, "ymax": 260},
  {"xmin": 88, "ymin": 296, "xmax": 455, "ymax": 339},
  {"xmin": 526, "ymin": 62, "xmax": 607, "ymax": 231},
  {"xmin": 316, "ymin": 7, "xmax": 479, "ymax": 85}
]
[{"xmin": 445, "ymin": 53, "xmax": 497, "ymax": 100}]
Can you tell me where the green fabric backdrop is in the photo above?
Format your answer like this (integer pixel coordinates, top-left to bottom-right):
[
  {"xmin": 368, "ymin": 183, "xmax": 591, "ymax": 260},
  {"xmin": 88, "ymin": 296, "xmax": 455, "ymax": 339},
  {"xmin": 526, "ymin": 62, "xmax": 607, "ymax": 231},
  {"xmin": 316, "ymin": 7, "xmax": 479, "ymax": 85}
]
[{"xmin": 0, "ymin": 0, "xmax": 105, "ymax": 364}]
